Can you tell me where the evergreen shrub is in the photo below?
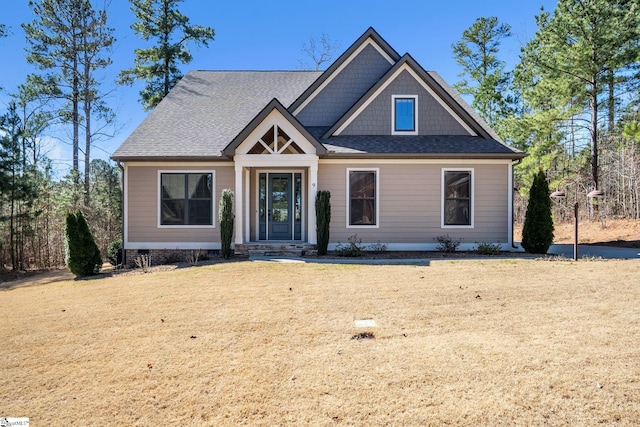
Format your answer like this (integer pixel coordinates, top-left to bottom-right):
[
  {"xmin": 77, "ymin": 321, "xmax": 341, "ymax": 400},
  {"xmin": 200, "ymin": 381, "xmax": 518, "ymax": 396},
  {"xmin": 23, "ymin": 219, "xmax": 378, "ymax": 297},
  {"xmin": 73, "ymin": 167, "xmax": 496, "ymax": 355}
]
[
  {"xmin": 315, "ymin": 190, "xmax": 331, "ymax": 255},
  {"xmin": 521, "ymin": 170, "xmax": 554, "ymax": 254},
  {"xmin": 65, "ymin": 211, "xmax": 102, "ymax": 277}
]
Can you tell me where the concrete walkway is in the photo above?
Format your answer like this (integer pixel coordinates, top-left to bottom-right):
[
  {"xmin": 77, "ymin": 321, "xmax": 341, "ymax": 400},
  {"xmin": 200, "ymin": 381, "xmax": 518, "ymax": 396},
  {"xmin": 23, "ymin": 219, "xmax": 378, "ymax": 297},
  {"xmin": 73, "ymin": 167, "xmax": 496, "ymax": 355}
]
[
  {"xmin": 547, "ymin": 244, "xmax": 640, "ymax": 260},
  {"xmin": 250, "ymin": 244, "xmax": 640, "ymax": 264}
]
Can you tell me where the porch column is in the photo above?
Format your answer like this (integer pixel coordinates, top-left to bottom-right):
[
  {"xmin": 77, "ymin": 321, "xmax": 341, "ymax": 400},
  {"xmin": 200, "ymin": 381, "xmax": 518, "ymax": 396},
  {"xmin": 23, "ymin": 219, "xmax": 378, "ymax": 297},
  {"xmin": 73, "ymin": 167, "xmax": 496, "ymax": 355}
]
[
  {"xmin": 244, "ymin": 167, "xmax": 250, "ymax": 243},
  {"xmin": 234, "ymin": 164, "xmax": 244, "ymax": 245},
  {"xmin": 308, "ymin": 162, "xmax": 318, "ymax": 244}
]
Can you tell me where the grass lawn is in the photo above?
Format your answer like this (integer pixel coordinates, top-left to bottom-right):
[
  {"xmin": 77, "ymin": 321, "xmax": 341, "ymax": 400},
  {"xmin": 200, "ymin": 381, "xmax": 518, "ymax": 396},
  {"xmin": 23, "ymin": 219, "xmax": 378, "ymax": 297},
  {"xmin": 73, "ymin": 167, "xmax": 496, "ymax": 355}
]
[{"xmin": 2, "ymin": 258, "xmax": 640, "ymax": 425}]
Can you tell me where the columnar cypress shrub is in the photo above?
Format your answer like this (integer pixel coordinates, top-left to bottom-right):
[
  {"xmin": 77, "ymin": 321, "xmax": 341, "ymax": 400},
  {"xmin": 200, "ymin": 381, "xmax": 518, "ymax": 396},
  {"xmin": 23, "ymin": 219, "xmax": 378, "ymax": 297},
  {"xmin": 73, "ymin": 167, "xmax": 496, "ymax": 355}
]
[
  {"xmin": 522, "ymin": 170, "xmax": 554, "ymax": 254},
  {"xmin": 65, "ymin": 211, "xmax": 102, "ymax": 277},
  {"xmin": 219, "ymin": 189, "xmax": 234, "ymax": 259},
  {"xmin": 315, "ymin": 190, "xmax": 331, "ymax": 255}
]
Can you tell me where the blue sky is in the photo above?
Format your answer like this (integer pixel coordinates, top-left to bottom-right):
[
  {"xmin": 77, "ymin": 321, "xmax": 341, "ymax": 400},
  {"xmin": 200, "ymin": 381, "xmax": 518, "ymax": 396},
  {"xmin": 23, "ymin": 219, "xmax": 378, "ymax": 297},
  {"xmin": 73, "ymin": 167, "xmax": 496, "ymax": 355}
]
[{"xmin": 0, "ymin": 0, "xmax": 556, "ymax": 177}]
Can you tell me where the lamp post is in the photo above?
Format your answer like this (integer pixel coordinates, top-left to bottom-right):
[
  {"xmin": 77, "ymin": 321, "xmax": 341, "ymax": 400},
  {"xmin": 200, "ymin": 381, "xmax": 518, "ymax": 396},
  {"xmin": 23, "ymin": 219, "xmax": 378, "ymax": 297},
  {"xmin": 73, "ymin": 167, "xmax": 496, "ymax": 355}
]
[{"xmin": 550, "ymin": 177, "xmax": 604, "ymax": 261}]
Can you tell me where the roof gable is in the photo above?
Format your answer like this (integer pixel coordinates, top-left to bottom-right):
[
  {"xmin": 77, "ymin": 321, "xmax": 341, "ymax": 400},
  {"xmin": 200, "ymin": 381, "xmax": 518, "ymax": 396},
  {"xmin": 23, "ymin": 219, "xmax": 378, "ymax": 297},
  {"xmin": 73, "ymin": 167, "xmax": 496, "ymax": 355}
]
[
  {"xmin": 290, "ymin": 27, "xmax": 401, "ymax": 124},
  {"xmin": 323, "ymin": 54, "xmax": 502, "ymax": 142},
  {"xmin": 223, "ymin": 99, "xmax": 327, "ymax": 156}
]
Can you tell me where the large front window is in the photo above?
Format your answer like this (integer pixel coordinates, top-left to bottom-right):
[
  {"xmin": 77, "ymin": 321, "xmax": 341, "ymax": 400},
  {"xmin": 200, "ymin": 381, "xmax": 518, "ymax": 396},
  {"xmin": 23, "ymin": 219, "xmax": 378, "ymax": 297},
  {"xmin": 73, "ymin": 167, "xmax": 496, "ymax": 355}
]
[
  {"xmin": 160, "ymin": 173, "xmax": 213, "ymax": 225},
  {"xmin": 348, "ymin": 170, "xmax": 377, "ymax": 226},
  {"xmin": 443, "ymin": 170, "xmax": 472, "ymax": 226}
]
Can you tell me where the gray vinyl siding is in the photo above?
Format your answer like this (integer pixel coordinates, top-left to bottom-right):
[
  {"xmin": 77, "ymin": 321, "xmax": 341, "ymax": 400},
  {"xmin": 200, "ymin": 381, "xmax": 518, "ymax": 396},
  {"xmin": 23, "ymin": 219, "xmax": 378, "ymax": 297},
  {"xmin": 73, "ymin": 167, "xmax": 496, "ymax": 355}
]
[
  {"xmin": 126, "ymin": 164, "xmax": 234, "ymax": 244},
  {"xmin": 296, "ymin": 44, "xmax": 393, "ymax": 127},
  {"xmin": 318, "ymin": 162, "xmax": 509, "ymax": 245},
  {"xmin": 340, "ymin": 70, "xmax": 472, "ymax": 136}
]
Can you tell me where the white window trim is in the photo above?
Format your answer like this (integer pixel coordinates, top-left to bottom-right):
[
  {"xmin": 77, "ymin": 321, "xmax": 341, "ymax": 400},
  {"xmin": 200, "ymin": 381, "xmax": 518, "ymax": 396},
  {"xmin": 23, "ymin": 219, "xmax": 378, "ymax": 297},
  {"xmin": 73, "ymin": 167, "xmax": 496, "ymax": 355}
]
[
  {"xmin": 392, "ymin": 95, "xmax": 418, "ymax": 135},
  {"xmin": 346, "ymin": 168, "xmax": 380, "ymax": 229},
  {"xmin": 441, "ymin": 168, "xmax": 474, "ymax": 229},
  {"xmin": 157, "ymin": 170, "xmax": 216, "ymax": 229}
]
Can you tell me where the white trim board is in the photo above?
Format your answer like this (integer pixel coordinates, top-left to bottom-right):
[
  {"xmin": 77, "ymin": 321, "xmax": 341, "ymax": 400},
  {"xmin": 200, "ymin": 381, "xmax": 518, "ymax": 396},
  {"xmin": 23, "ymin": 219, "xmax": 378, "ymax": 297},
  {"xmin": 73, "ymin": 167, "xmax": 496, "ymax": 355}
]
[
  {"xmin": 124, "ymin": 242, "xmax": 221, "ymax": 250},
  {"xmin": 319, "ymin": 158, "xmax": 511, "ymax": 165},
  {"xmin": 123, "ymin": 161, "xmax": 234, "ymax": 167}
]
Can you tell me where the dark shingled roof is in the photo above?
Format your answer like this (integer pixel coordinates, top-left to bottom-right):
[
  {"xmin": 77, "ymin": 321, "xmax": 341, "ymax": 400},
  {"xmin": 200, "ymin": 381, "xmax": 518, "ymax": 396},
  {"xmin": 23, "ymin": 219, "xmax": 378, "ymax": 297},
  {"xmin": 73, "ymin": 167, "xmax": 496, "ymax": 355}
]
[
  {"xmin": 305, "ymin": 127, "xmax": 523, "ymax": 158},
  {"xmin": 112, "ymin": 70, "xmax": 322, "ymax": 160}
]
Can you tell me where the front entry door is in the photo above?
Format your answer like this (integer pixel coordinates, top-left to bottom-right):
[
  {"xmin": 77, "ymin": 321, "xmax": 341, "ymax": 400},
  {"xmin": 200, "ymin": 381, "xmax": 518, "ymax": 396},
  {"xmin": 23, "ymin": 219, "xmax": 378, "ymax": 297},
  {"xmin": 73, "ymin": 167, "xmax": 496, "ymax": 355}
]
[
  {"xmin": 259, "ymin": 172, "xmax": 302, "ymax": 241},
  {"xmin": 268, "ymin": 174, "xmax": 293, "ymax": 240}
]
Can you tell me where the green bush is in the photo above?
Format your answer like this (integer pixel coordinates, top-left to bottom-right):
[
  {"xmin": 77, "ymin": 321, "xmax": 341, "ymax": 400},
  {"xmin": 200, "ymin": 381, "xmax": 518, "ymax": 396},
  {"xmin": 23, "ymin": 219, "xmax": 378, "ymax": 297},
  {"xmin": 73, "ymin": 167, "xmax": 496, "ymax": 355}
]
[
  {"xmin": 522, "ymin": 170, "xmax": 554, "ymax": 254},
  {"xmin": 335, "ymin": 234, "xmax": 363, "ymax": 257},
  {"xmin": 65, "ymin": 211, "xmax": 102, "ymax": 277},
  {"xmin": 219, "ymin": 189, "xmax": 235, "ymax": 259},
  {"xmin": 475, "ymin": 241, "xmax": 502, "ymax": 255},
  {"xmin": 315, "ymin": 190, "xmax": 331, "ymax": 255},
  {"xmin": 107, "ymin": 239, "xmax": 123, "ymax": 266},
  {"xmin": 435, "ymin": 234, "xmax": 461, "ymax": 252}
]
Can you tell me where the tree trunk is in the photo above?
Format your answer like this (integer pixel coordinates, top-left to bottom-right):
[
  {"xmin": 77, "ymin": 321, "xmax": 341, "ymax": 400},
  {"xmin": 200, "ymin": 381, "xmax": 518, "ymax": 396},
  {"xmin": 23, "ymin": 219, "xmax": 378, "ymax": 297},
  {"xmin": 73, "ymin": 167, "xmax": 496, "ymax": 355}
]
[
  {"xmin": 84, "ymin": 101, "xmax": 91, "ymax": 207},
  {"xmin": 590, "ymin": 80, "xmax": 599, "ymax": 189},
  {"xmin": 607, "ymin": 68, "xmax": 615, "ymax": 132}
]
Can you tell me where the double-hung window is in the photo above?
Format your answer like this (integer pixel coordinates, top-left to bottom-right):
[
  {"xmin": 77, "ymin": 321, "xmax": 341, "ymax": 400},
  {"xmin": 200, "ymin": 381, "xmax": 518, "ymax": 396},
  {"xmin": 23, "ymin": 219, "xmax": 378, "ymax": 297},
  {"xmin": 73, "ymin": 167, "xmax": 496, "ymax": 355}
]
[
  {"xmin": 442, "ymin": 169, "xmax": 473, "ymax": 227},
  {"xmin": 160, "ymin": 172, "xmax": 213, "ymax": 226},
  {"xmin": 392, "ymin": 95, "xmax": 418, "ymax": 135},
  {"xmin": 348, "ymin": 169, "xmax": 378, "ymax": 227}
]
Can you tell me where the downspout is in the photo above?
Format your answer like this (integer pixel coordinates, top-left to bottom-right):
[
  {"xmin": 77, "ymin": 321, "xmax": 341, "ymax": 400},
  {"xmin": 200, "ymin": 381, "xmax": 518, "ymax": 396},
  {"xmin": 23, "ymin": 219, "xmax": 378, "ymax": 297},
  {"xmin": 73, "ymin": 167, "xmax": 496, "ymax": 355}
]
[
  {"xmin": 117, "ymin": 160, "xmax": 125, "ymax": 264},
  {"xmin": 511, "ymin": 158, "xmax": 523, "ymax": 249}
]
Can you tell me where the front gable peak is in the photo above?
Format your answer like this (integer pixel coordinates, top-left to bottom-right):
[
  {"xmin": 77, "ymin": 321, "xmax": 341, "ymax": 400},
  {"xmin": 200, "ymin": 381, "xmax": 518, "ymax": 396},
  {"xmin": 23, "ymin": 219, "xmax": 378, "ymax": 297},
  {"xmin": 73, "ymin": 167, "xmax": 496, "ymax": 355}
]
[{"xmin": 223, "ymin": 99, "xmax": 326, "ymax": 157}]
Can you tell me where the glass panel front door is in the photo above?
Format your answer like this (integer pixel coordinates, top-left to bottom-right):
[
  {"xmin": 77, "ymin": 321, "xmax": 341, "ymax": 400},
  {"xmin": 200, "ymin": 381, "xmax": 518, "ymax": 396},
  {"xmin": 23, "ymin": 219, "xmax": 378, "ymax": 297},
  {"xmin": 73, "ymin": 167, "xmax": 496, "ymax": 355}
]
[
  {"xmin": 258, "ymin": 172, "xmax": 303, "ymax": 241},
  {"xmin": 268, "ymin": 173, "xmax": 292, "ymax": 240}
]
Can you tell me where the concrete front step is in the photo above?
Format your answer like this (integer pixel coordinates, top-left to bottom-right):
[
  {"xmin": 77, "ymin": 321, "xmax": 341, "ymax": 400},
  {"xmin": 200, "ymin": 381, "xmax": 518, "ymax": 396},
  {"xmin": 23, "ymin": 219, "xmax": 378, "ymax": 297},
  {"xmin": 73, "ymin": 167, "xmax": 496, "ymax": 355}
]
[
  {"xmin": 248, "ymin": 249, "xmax": 304, "ymax": 257},
  {"xmin": 236, "ymin": 243, "xmax": 316, "ymax": 257}
]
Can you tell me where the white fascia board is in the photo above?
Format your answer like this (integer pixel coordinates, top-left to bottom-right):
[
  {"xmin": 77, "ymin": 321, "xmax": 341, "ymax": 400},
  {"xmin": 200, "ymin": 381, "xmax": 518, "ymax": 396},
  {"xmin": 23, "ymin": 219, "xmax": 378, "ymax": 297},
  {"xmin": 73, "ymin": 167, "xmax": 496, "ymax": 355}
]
[
  {"xmin": 292, "ymin": 38, "xmax": 395, "ymax": 116},
  {"xmin": 333, "ymin": 64, "xmax": 477, "ymax": 137},
  {"xmin": 123, "ymin": 161, "xmax": 234, "ymax": 167},
  {"xmin": 319, "ymin": 158, "xmax": 511, "ymax": 165}
]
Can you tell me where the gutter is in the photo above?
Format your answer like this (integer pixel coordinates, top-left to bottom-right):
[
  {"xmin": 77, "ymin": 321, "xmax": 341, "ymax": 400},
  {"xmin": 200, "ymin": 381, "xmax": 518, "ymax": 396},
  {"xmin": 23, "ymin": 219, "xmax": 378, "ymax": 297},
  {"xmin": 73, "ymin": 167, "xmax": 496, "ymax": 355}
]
[
  {"xmin": 511, "ymin": 158, "xmax": 523, "ymax": 249},
  {"xmin": 116, "ymin": 160, "xmax": 125, "ymax": 265}
]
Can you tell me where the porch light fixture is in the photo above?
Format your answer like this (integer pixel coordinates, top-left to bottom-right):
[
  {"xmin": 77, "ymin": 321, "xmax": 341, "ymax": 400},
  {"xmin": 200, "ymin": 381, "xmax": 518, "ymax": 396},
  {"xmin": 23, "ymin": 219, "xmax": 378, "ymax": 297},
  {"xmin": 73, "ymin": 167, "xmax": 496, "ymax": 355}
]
[{"xmin": 550, "ymin": 176, "xmax": 604, "ymax": 261}]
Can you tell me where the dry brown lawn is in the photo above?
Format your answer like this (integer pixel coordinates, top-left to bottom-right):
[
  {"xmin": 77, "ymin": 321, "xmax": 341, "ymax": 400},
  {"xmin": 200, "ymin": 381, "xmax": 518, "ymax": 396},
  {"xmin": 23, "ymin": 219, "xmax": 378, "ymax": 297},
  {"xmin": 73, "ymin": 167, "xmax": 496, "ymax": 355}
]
[{"xmin": 2, "ymin": 258, "xmax": 640, "ymax": 425}]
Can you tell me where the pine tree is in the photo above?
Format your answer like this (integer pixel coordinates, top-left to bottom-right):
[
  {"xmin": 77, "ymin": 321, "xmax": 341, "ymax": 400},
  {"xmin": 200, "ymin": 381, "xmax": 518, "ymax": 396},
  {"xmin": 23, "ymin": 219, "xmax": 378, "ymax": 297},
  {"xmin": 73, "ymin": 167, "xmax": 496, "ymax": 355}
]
[
  {"xmin": 520, "ymin": 0, "xmax": 640, "ymax": 188},
  {"xmin": 23, "ymin": 0, "xmax": 115, "ymax": 206},
  {"xmin": 118, "ymin": 0, "xmax": 215, "ymax": 110},
  {"xmin": 452, "ymin": 16, "xmax": 512, "ymax": 129},
  {"xmin": 522, "ymin": 170, "xmax": 554, "ymax": 254}
]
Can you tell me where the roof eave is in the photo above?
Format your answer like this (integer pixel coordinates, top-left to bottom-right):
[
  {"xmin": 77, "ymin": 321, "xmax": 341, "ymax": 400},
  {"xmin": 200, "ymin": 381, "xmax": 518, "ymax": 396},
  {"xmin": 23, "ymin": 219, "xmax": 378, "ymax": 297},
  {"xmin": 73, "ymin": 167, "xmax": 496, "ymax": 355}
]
[
  {"xmin": 320, "ymin": 152, "xmax": 527, "ymax": 160},
  {"xmin": 111, "ymin": 155, "xmax": 231, "ymax": 162}
]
